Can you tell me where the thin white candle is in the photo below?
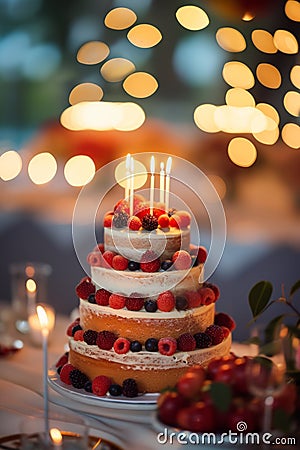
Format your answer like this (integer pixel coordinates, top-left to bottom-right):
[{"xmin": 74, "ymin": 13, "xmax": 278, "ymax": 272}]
[
  {"xmin": 159, "ymin": 162, "xmax": 165, "ymax": 204},
  {"xmin": 150, "ymin": 156, "xmax": 155, "ymax": 215},
  {"xmin": 129, "ymin": 156, "xmax": 134, "ymax": 216},
  {"xmin": 26, "ymin": 278, "xmax": 36, "ymax": 315},
  {"xmin": 36, "ymin": 305, "xmax": 50, "ymax": 444},
  {"xmin": 125, "ymin": 153, "xmax": 131, "ymax": 201},
  {"xmin": 165, "ymin": 156, "xmax": 172, "ymax": 212}
]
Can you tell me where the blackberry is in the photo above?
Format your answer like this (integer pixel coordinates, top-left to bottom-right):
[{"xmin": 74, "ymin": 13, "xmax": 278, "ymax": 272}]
[
  {"xmin": 88, "ymin": 293, "xmax": 96, "ymax": 304},
  {"xmin": 109, "ymin": 384, "xmax": 123, "ymax": 396},
  {"xmin": 84, "ymin": 380, "xmax": 93, "ymax": 393},
  {"xmin": 83, "ymin": 329, "xmax": 98, "ymax": 345},
  {"xmin": 176, "ymin": 296, "xmax": 188, "ymax": 311},
  {"xmin": 167, "ymin": 208, "xmax": 177, "ymax": 217},
  {"xmin": 142, "ymin": 214, "xmax": 158, "ymax": 231},
  {"xmin": 122, "ymin": 378, "xmax": 138, "ymax": 398},
  {"xmin": 69, "ymin": 369, "xmax": 89, "ymax": 389},
  {"xmin": 144, "ymin": 299, "xmax": 158, "ymax": 313},
  {"xmin": 194, "ymin": 332, "xmax": 213, "ymax": 349},
  {"xmin": 145, "ymin": 338, "xmax": 158, "ymax": 352},
  {"xmin": 130, "ymin": 340, "xmax": 142, "ymax": 352},
  {"xmin": 71, "ymin": 324, "xmax": 82, "ymax": 336},
  {"xmin": 161, "ymin": 260, "xmax": 173, "ymax": 271},
  {"xmin": 128, "ymin": 261, "xmax": 140, "ymax": 271},
  {"xmin": 113, "ymin": 211, "xmax": 129, "ymax": 228}
]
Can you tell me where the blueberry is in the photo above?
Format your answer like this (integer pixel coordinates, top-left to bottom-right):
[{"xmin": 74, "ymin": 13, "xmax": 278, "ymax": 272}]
[
  {"xmin": 128, "ymin": 261, "xmax": 140, "ymax": 271},
  {"xmin": 109, "ymin": 384, "xmax": 123, "ymax": 396},
  {"xmin": 88, "ymin": 293, "xmax": 96, "ymax": 304},
  {"xmin": 84, "ymin": 380, "xmax": 93, "ymax": 393},
  {"xmin": 176, "ymin": 296, "xmax": 188, "ymax": 311},
  {"xmin": 144, "ymin": 299, "xmax": 158, "ymax": 312},
  {"xmin": 130, "ymin": 340, "xmax": 142, "ymax": 352},
  {"xmin": 145, "ymin": 338, "xmax": 158, "ymax": 352},
  {"xmin": 72, "ymin": 324, "xmax": 82, "ymax": 336},
  {"xmin": 161, "ymin": 260, "xmax": 173, "ymax": 271}
]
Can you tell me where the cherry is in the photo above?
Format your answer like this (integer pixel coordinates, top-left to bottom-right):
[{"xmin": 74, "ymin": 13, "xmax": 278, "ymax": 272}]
[
  {"xmin": 177, "ymin": 402, "xmax": 215, "ymax": 432},
  {"xmin": 176, "ymin": 371, "xmax": 205, "ymax": 399},
  {"xmin": 158, "ymin": 391, "xmax": 187, "ymax": 427}
]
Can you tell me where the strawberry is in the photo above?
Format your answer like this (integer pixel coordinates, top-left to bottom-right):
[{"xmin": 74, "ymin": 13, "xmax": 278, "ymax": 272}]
[
  {"xmin": 102, "ymin": 251, "xmax": 116, "ymax": 267},
  {"xmin": 92, "ymin": 375, "xmax": 111, "ymax": 396},
  {"xmin": 157, "ymin": 291, "xmax": 175, "ymax": 312},
  {"xmin": 169, "ymin": 214, "xmax": 180, "ymax": 228},
  {"xmin": 158, "ymin": 214, "xmax": 170, "ymax": 228},
  {"xmin": 112, "ymin": 255, "xmax": 128, "ymax": 271},
  {"xmin": 109, "ymin": 294, "xmax": 126, "ymax": 309}
]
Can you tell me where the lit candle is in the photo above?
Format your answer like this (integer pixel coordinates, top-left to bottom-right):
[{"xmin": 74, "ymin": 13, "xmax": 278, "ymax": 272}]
[
  {"xmin": 28, "ymin": 304, "xmax": 55, "ymax": 346},
  {"xmin": 26, "ymin": 278, "xmax": 36, "ymax": 315},
  {"xmin": 150, "ymin": 156, "xmax": 155, "ymax": 215},
  {"xmin": 159, "ymin": 162, "xmax": 165, "ymax": 205},
  {"xmin": 129, "ymin": 156, "xmax": 134, "ymax": 216},
  {"xmin": 165, "ymin": 157, "xmax": 172, "ymax": 212},
  {"xmin": 37, "ymin": 304, "xmax": 50, "ymax": 444},
  {"xmin": 125, "ymin": 153, "xmax": 131, "ymax": 201},
  {"xmin": 50, "ymin": 428, "xmax": 63, "ymax": 449}
]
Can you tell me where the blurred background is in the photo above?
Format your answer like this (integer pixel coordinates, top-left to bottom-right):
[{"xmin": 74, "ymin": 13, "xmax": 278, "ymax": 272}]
[{"xmin": 0, "ymin": 0, "xmax": 299, "ymax": 340}]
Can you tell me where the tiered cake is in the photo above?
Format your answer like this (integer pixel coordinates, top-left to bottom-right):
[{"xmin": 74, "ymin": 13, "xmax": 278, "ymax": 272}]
[{"xmin": 58, "ymin": 189, "xmax": 234, "ymax": 396}]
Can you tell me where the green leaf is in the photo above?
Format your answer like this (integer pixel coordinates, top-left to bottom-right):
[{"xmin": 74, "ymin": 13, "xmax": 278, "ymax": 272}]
[
  {"xmin": 209, "ymin": 382, "xmax": 232, "ymax": 413},
  {"xmin": 290, "ymin": 280, "xmax": 300, "ymax": 296},
  {"xmin": 249, "ymin": 281, "xmax": 273, "ymax": 319}
]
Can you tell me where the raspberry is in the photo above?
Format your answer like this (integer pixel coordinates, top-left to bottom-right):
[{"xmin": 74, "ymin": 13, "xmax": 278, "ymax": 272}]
[
  {"xmin": 158, "ymin": 214, "xmax": 170, "ymax": 228},
  {"xmin": 197, "ymin": 246, "xmax": 208, "ymax": 264},
  {"xmin": 221, "ymin": 326, "xmax": 230, "ymax": 338},
  {"xmin": 169, "ymin": 214, "xmax": 180, "ymax": 228},
  {"xmin": 177, "ymin": 333, "xmax": 196, "ymax": 351},
  {"xmin": 113, "ymin": 337, "xmax": 130, "ymax": 354},
  {"xmin": 140, "ymin": 250, "xmax": 160, "ymax": 273},
  {"xmin": 128, "ymin": 215, "xmax": 142, "ymax": 231},
  {"xmin": 135, "ymin": 206, "xmax": 150, "ymax": 220},
  {"xmin": 55, "ymin": 352, "xmax": 69, "ymax": 368},
  {"xmin": 214, "ymin": 312, "xmax": 236, "ymax": 331},
  {"xmin": 71, "ymin": 324, "xmax": 82, "ymax": 336},
  {"xmin": 74, "ymin": 330, "xmax": 84, "ymax": 341},
  {"xmin": 176, "ymin": 210, "xmax": 191, "ymax": 228},
  {"xmin": 172, "ymin": 250, "xmax": 192, "ymax": 270},
  {"xmin": 122, "ymin": 378, "xmax": 138, "ymax": 398},
  {"xmin": 83, "ymin": 329, "xmax": 98, "ymax": 345},
  {"xmin": 194, "ymin": 332, "xmax": 213, "ymax": 349},
  {"xmin": 87, "ymin": 252, "xmax": 103, "ymax": 267},
  {"xmin": 109, "ymin": 294, "xmax": 126, "ymax": 309},
  {"xmin": 96, "ymin": 331, "xmax": 117, "ymax": 350},
  {"xmin": 112, "ymin": 255, "xmax": 128, "ymax": 271},
  {"xmin": 75, "ymin": 279, "xmax": 95, "ymax": 300},
  {"xmin": 203, "ymin": 282, "xmax": 220, "ymax": 301},
  {"xmin": 66, "ymin": 320, "xmax": 80, "ymax": 337},
  {"xmin": 185, "ymin": 291, "xmax": 202, "ymax": 308},
  {"xmin": 113, "ymin": 211, "xmax": 129, "ymax": 228},
  {"xmin": 205, "ymin": 324, "xmax": 225, "ymax": 345},
  {"xmin": 60, "ymin": 363, "xmax": 75, "ymax": 385},
  {"xmin": 157, "ymin": 291, "xmax": 175, "ymax": 312},
  {"xmin": 158, "ymin": 337, "xmax": 177, "ymax": 356},
  {"xmin": 93, "ymin": 243, "xmax": 104, "ymax": 253},
  {"xmin": 70, "ymin": 369, "xmax": 89, "ymax": 389},
  {"xmin": 92, "ymin": 375, "xmax": 111, "ymax": 396},
  {"xmin": 95, "ymin": 288, "xmax": 110, "ymax": 306},
  {"xmin": 103, "ymin": 214, "xmax": 113, "ymax": 227},
  {"xmin": 198, "ymin": 287, "xmax": 215, "ymax": 305},
  {"xmin": 142, "ymin": 213, "xmax": 158, "ymax": 231},
  {"xmin": 125, "ymin": 297, "xmax": 144, "ymax": 311},
  {"xmin": 102, "ymin": 251, "xmax": 116, "ymax": 268},
  {"xmin": 153, "ymin": 207, "xmax": 165, "ymax": 219}
]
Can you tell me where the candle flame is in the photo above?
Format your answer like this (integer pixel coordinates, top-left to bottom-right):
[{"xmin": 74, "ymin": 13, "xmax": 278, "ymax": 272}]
[
  {"xmin": 242, "ymin": 12, "xmax": 255, "ymax": 21},
  {"xmin": 150, "ymin": 155, "xmax": 155, "ymax": 174},
  {"xmin": 37, "ymin": 304, "xmax": 49, "ymax": 329},
  {"xmin": 25, "ymin": 265, "xmax": 35, "ymax": 277},
  {"xmin": 50, "ymin": 428, "xmax": 63, "ymax": 445},
  {"xmin": 166, "ymin": 157, "xmax": 172, "ymax": 175},
  {"xmin": 26, "ymin": 278, "xmax": 36, "ymax": 294}
]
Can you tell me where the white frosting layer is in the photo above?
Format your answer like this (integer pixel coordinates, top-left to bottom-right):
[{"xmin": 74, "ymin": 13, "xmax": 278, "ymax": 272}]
[{"xmin": 70, "ymin": 334, "xmax": 232, "ymax": 370}]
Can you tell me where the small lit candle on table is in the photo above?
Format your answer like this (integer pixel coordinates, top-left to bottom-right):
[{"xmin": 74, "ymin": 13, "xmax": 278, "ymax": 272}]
[
  {"xmin": 50, "ymin": 428, "xmax": 63, "ymax": 449},
  {"xmin": 150, "ymin": 156, "xmax": 155, "ymax": 215},
  {"xmin": 26, "ymin": 278, "xmax": 36, "ymax": 315},
  {"xmin": 159, "ymin": 162, "xmax": 165, "ymax": 205},
  {"xmin": 165, "ymin": 156, "xmax": 172, "ymax": 213}
]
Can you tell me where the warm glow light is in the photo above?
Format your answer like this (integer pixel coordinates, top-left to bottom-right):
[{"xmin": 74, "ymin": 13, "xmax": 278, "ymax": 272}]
[
  {"xmin": 216, "ymin": 27, "xmax": 246, "ymax": 52},
  {"xmin": 242, "ymin": 12, "xmax": 255, "ymax": 21},
  {"xmin": 251, "ymin": 30, "xmax": 277, "ymax": 54},
  {"xmin": 285, "ymin": 1, "xmax": 300, "ymax": 22},
  {"xmin": 214, "ymin": 106, "xmax": 267, "ymax": 133},
  {"xmin": 175, "ymin": 5, "xmax": 209, "ymax": 31},
  {"xmin": 282, "ymin": 123, "xmax": 300, "ymax": 149},
  {"xmin": 256, "ymin": 103, "xmax": 280, "ymax": 126},
  {"xmin": 222, "ymin": 61, "xmax": 255, "ymax": 89},
  {"xmin": 252, "ymin": 124, "xmax": 279, "ymax": 145},
  {"xmin": 77, "ymin": 41, "xmax": 110, "ymax": 65},
  {"xmin": 227, "ymin": 138, "xmax": 257, "ymax": 167},
  {"xmin": 36, "ymin": 304, "xmax": 49, "ymax": 330},
  {"xmin": 273, "ymin": 29, "xmax": 298, "ymax": 54},
  {"xmin": 64, "ymin": 155, "xmax": 95, "ymax": 187},
  {"xmin": 123, "ymin": 72, "xmax": 158, "ymax": 98},
  {"xmin": 127, "ymin": 24, "xmax": 162, "ymax": 48},
  {"xmin": 100, "ymin": 58, "xmax": 135, "ymax": 82},
  {"xmin": 69, "ymin": 83, "xmax": 103, "ymax": 105},
  {"xmin": 28, "ymin": 153, "xmax": 57, "ymax": 185},
  {"xmin": 113, "ymin": 103, "xmax": 146, "ymax": 131},
  {"xmin": 25, "ymin": 265, "xmax": 35, "ymax": 278},
  {"xmin": 26, "ymin": 278, "xmax": 36, "ymax": 294},
  {"xmin": 256, "ymin": 63, "xmax": 282, "ymax": 89},
  {"xmin": 225, "ymin": 88, "xmax": 255, "ymax": 107},
  {"xmin": 104, "ymin": 7, "xmax": 137, "ymax": 30},
  {"xmin": 0, "ymin": 150, "xmax": 22, "ymax": 181},
  {"xmin": 50, "ymin": 428, "xmax": 63, "ymax": 446},
  {"xmin": 290, "ymin": 65, "xmax": 300, "ymax": 89},
  {"xmin": 115, "ymin": 159, "xmax": 147, "ymax": 190},
  {"xmin": 194, "ymin": 104, "xmax": 220, "ymax": 133},
  {"xmin": 283, "ymin": 91, "xmax": 300, "ymax": 117},
  {"xmin": 207, "ymin": 174, "xmax": 227, "ymax": 200}
]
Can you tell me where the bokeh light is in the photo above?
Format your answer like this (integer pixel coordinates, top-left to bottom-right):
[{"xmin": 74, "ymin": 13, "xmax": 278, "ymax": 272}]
[
  {"xmin": 285, "ymin": 1, "xmax": 300, "ymax": 22},
  {"xmin": 175, "ymin": 5, "xmax": 209, "ymax": 31},
  {"xmin": 281, "ymin": 123, "xmax": 300, "ymax": 149},
  {"xmin": 216, "ymin": 27, "xmax": 246, "ymax": 52},
  {"xmin": 28, "ymin": 152, "xmax": 57, "ymax": 185},
  {"xmin": 207, "ymin": 174, "xmax": 227, "ymax": 200},
  {"xmin": 225, "ymin": 88, "xmax": 255, "ymax": 107},
  {"xmin": 104, "ymin": 7, "xmax": 137, "ymax": 30},
  {"xmin": 127, "ymin": 24, "xmax": 162, "ymax": 48},
  {"xmin": 0, "ymin": 150, "xmax": 22, "ymax": 181},
  {"xmin": 251, "ymin": 29, "xmax": 277, "ymax": 54},
  {"xmin": 194, "ymin": 104, "xmax": 220, "ymax": 133},
  {"xmin": 113, "ymin": 103, "xmax": 146, "ymax": 131},
  {"xmin": 290, "ymin": 65, "xmax": 300, "ymax": 89},
  {"xmin": 252, "ymin": 124, "xmax": 279, "ymax": 145},
  {"xmin": 69, "ymin": 83, "xmax": 103, "ymax": 105},
  {"xmin": 222, "ymin": 61, "xmax": 255, "ymax": 89},
  {"xmin": 256, "ymin": 63, "xmax": 282, "ymax": 89},
  {"xmin": 255, "ymin": 103, "xmax": 280, "ymax": 126},
  {"xmin": 77, "ymin": 41, "xmax": 110, "ymax": 65},
  {"xmin": 273, "ymin": 29, "xmax": 298, "ymax": 54},
  {"xmin": 64, "ymin": 155, "xmax": 95, "ymax": 187},
  {"xmin": 100, "ymin": 58, "xmax": 135, "ymax": 82},
  {"xmin": 123, "ymin": 72, "xmax": 158, "ymax": 98},
  {"xmin": 115, "ymin": 159, "xmax": 147, "ymax": 189},
  {"xmin": 227, "ymin": 137, "xmax": 257, "ymax": 167},
  {"xmin": 214, "ymin": 106, "xmax": 266, "ymax": 133},
  {"xmin": 283, "ymin": 91, "xmax": 300, "ymax": 117}
]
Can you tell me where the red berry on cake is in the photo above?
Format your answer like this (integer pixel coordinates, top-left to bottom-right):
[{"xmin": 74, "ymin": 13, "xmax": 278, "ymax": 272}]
[
  {"xmin": 95, "ymin": 288, "xmax": 110, "ymax": 306},
  {"xmin": 114, "ymin": 199, "xmax": 129, "ymax": 215},
  {"xmin": 140, "ymin": 250, "xmax": 160, "ymax": 273},
  {"xmin": 176, "ymin": 210, "xmax": 191, "ymax": 228},
  {"xmin": 177, "ymin": 333, "xmax": 196, "ymax": 351},
  {"xmin": 109, "ymin": 293, "xmax": 126, "ymax": 309},
  {"xmin": 92, "ymin": 375, "xmax": 112, "ymax": 396},
  {"xmin": 169, "ymin": 214, "xmax": 180, "ymax": 228},
  {"xmin": 74, "ymin": 329, "xmax": 84, "ymax": 341},
  {"xmin": 113, "ymin": 337, "xmax": 130, "ymax": 354},
  {"xmin": 158, "ymin": 214, "xmax": 170, "ymax": 228},
  {"xmin": 60, "ymin": 363, "xmax": 75, "ymax": 385},
  {"xmin": 203, "ymin": 282, "xmax": 220, "ymax": 301},
  {"xmin": 221, "ymin": 326, "xmax": 230, "ymax": 338},
  {"xmin": 66, "ymin": 319, "xmax": 80, "ymax": 337},
  {"xmin": 125, "ymin": 297, "xmax": 144, "ymax": 311},
  {"xmin": 158, "ymin": 337, "xmax": 177, "ymax": 356},
  {"xmin": 112, "ymin": 254, "xmax": 128, "ymax": 271},
  {"xmin": 96, "ymin": 331, "xmax": 117, "ymax": 350},
  {"xmin": 142, "ymin": 213, "xmax": 158, "ymax": 231},
  {"xmin": 198, "ymin": 287, "xmax": 215, "ymax": 305},
  {"xmin": 128, "ymin": 215, "xmax": 142, "ymax": 231},
  {"xmin": 205, "ymin": 324, "xmax": 225, "ymax": 345},
  {"xmin": 103, "ymin": 214, "xmax": 113, "ymax": 227},
  {"xmin": 214, "ymin": 312, "xmax": 236, "ymax": 331},
  {"xmin": 75, "ymin": 279, "xmax": 95, "ymax": 300},
  {"xmin": 93, "ymin": 243, "xmax": 104, "ymax": 253},
  {"xmin": 196, "ymin": 246, "xmax": 208, "ymax": 264},
  {"xmin": 102, "ymin": 251, "xmax": 116, "ymax": 267},
  {"xmin": 87, "ymin": 252, "xmax": 103, "ymax": 267},
  {"xmin": 55, "ymin": 353, "xmax": 69, "ymax": 368},
  {"xmin": 172, "ymin": 250, "xmax": 192, "ymax": 270},
  {"xmin": 153, "ymin": 207, "xmax": 165, "ymax": 219},
  {"xmin": 185, "ymin": 290, "xmax": 202, "ymax": 308},
  {"xmin": 135, "ymin": 206, "xmax": 150, "ymax": 220},
  {"xmin": 157, "ymin": 291, "xmax": 175, "ymax": 312}
]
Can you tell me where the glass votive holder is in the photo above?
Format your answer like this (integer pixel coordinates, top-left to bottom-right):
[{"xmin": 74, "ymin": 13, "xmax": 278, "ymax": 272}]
[
  {"xmin": 10, "ymin": 262, "xmax": 52, "ymax": 333},
  {"xmin": 28, "ymin": 303, "xmax": 56, "ymax": 346}
]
